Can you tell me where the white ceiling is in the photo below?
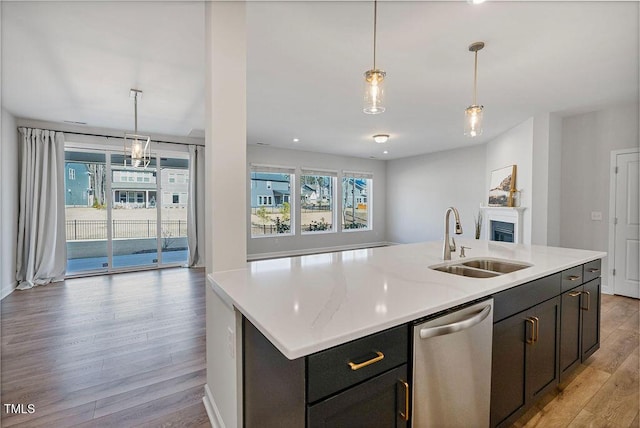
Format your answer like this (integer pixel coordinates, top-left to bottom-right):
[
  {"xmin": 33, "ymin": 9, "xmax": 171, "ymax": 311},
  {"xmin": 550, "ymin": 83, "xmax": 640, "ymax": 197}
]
[{"xmin": 2, "ymin": 1, "xmax": 638, "ymax": 159}]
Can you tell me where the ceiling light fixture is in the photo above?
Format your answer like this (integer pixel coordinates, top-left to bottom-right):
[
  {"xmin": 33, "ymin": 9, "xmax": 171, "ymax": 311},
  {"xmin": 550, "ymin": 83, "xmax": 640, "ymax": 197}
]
[
  {"xmin": 383, "ymin": 150, "xmax": 389, "ymax": 154},
  {"xmin": 467, "ymin": 0, "xmax": 486, "ymax": 4},
  {"xmin": 464, "ymin": 42, "xmax": 485, "ymax": 138},
  {"xmin": 373, "ymin": 134, "xmax": 389, "ymax": 144},
  {"xmin": 363, "ymin": 0, "xmax": 386, "ymax": 114},
  {"xmin": 124, "ymin": 89, "xmax": 150, "ymax": 168},
  {"xmin": 293, "ymin": 138, "xmax": 300, "ymax": 142}
]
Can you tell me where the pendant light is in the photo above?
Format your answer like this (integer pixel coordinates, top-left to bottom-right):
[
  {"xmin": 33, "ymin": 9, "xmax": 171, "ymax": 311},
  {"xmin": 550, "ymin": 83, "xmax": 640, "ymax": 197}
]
[
  {"xmin": 363, "ymin": 0, "xmax": 385, "ymax": 114},
  {"xmin": 124, "ymin": 89, "xmax": 151, "ymax": 168},
  {"xmin": 464, "ymin": 41, "xmax": 485, "ymax": 137}
]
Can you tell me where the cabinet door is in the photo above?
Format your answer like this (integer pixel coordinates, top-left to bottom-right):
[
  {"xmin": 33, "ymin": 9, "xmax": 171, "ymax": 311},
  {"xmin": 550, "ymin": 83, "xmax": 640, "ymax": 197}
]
[
  {"xmin": 560, "ymin": 286, "xmax": 582, "ymax": 381},
  {"xmin": 581, "ymin": 278, "xmax": 601, "ymax": 360},
  {"xmin": 490, "ymin": 313, "xmax": 527, "ymax": 428},
  {"xmin": 307, "ymin": 365, "xmax": 409, "ymax": 428},
  {"xmin": 526, "ymin": 296, "xmax": 560, "ymax": 401}
]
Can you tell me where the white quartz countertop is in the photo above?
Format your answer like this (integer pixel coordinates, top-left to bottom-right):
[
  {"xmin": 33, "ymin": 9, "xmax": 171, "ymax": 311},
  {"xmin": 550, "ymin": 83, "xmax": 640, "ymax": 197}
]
[{"xmin": 208, "ymin": 239, "xmax": 606, "ymax": 360}]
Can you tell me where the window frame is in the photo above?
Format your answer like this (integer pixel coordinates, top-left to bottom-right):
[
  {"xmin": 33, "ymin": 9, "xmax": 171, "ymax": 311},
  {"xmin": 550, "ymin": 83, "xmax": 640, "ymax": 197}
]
[
  {"xmin": 300, "ymin": 169, "xmax": 338, "ymax": 235},
  {"xmin": 250, "ymin": 165, "xmax": 295, "ymax": 239},
  {"xmin": 341, "ymin": 171, "xmax": 373, "ymax": 232}
]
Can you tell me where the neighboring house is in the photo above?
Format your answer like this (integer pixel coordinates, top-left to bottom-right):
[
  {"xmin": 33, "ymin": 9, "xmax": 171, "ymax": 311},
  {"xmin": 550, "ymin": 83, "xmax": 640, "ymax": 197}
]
[
  {"xmin": 112, "ymin": 168, "xmax": 157, "ymax": 208},
  {"xmin": 65, "ymin": 162, "xmax": 91, "ymax": 207},
  {"xmin": 250, "ymin": 173, "xmax": 290, "ymax": 208},
  {"xmin": 161, "ymin": 169, "xmax": 189, "ymax": 209},
  {"xmin": 343, "ymin": 178, "xmax": 367, "ymax": 209}
]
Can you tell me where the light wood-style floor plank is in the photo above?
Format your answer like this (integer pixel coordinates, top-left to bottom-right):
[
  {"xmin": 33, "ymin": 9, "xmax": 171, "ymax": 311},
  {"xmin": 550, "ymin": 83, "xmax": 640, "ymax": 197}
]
[{"xmin": 1, "ymin": 268, "xmax": 208, "ymax": 427}]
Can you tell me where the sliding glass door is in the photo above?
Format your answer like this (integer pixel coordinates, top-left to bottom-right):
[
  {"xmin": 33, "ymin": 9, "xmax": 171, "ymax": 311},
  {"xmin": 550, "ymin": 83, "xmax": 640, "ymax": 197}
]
[
  {"xmin": 65, "ymin": 147, "xmax": 189, "ymax": 275},
  {"xmin": 159, "ymin": 156, "xmax": 189, "ymax": 265},
  {"xmin": 64, "ymin": 151, "xmax": 108, "ymax": 274},
  {"xmin": 110, "ymin": 153, "xmax": 159, "ymax": 269}
]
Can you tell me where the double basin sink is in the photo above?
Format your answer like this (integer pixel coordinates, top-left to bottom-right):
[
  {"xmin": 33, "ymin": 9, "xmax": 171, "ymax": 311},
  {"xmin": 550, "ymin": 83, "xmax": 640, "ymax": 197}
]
[{"xmin": 431, "ymin": 258, "xmax": 532, "ymax": 278}]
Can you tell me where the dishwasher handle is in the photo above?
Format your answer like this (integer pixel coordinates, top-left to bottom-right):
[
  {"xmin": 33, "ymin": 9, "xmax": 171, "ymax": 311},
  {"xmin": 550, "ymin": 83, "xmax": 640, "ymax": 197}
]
[{"xmin": 419, "ymin": 304, "xmax": 492, "ymax": 340}]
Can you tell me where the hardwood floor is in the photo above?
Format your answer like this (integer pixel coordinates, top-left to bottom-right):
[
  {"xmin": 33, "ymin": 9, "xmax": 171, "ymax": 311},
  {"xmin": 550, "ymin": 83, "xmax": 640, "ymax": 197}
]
[
  {"xmin": 2, "ymin": 270, "xmax": 637, "ymax": 428},
  {"xmin": 1, "ymin": 268, "xmax": 209, "ymax": 427},
  {"xmin": 513, "ymin": 293, "xmax": 640, "ymax": 428}
]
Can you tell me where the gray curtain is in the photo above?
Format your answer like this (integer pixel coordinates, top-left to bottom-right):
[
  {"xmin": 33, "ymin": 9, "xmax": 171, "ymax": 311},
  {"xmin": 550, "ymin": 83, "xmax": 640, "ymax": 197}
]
[
  {"xmin": 16, "ymin": 128, "xmax": 66, "ymax": 289},
  {"xmin": 187, "ymin": 145, "xmax": 204, "ymax": 267}
]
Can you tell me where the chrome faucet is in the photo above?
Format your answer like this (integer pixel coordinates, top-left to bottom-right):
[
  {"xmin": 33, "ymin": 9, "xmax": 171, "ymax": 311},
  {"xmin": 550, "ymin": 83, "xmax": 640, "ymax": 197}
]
[{"xmin": 443, "ymin": 207, "xmax": 463, "ymax": 260}]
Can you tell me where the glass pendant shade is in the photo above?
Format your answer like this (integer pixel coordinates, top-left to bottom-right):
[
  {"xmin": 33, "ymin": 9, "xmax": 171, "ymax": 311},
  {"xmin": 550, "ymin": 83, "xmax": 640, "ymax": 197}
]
[
  {"xmin": 464, "ymin": 105, "xmax": 483, "ymax": 137},
  {"xmin": 124, "ymin": 89, "xmax": 151, "ymax": 168},
  {"xmin": 363, "ymin": 69, "xmax": 386, "ymax": 114}
]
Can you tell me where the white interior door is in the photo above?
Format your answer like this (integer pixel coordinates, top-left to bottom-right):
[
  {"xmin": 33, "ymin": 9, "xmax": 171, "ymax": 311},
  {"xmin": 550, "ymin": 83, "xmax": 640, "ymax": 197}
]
[{"xmin": 613, "ymin": 151, "xmax": 639, "ymax": 298}]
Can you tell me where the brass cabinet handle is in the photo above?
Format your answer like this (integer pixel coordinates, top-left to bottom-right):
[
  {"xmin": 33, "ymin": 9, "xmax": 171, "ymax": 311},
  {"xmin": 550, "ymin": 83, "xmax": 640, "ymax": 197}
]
[
  {"xmin": 581, "ymin": 291, "xmax": 591, "ymax": 311},
  {"xmin": 348, "ymin": 351, "xmax": 384, "ymax": 371},
  {"xmin": 532, "ymin": 316, "xmax": 540, "ymax": 343},
  {"xmin": 525, "ymin": 318, "xmax": 535, "ymax": 344},
  {"xmin": 398, "ymin": 380, "xmax": 410, "ymax": 421},
  {"xmin": 588, "ymin": 268, "xmax": 600, "ymax": 273},
  {"xmin": 567, "ymin": 275, "xmax": 581, "ymax": 281},
  {"xmin": 568, "ymin": 291, "xmax": 582, "ymax": 297}
]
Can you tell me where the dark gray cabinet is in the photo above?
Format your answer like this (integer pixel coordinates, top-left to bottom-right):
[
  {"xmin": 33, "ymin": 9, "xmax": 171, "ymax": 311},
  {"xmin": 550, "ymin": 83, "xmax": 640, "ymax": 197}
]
[
  {"xmin": 581, "ymin": 278, "xmax": 601, "ymax": 360},
  {"xmin": 491, "ymin": 259, "xmax": 602, "ymax": 427},
  {"xmin": 490, "ymin": 294, "xmax": 560, "ymax": 428},
  {"xmin": 559, "ymin": 260, "xmax": 601, "ymax": 382},
  {"xmin": 243, "ymin": 318, "xmax": 409, "ymax": 428},
  {"xmin": 307, "ymin": 365, "xmax": 409, "ymax": 428}
]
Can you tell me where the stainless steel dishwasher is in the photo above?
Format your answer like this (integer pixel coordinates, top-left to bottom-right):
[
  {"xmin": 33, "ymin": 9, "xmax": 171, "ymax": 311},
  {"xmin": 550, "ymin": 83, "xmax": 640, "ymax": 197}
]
[{"xmin": 412, "ymin": 298, "xmax": 494, "ymax": 428}]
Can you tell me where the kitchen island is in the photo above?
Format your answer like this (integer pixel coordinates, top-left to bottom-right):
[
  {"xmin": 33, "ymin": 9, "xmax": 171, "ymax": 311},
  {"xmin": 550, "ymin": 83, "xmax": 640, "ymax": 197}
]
[{"xmin": 207, "ymin": 239, "xmax": 605, "ymax": 427}]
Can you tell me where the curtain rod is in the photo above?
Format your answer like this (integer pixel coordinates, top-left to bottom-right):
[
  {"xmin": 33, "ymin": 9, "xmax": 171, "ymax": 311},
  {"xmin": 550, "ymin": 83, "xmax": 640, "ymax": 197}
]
[
  {"xmin": 59, "ymin": 130, "xmax": 201, "ymax": 147},
  {"xmin": 17, "ymin": 125, "xmax": 204, "ymax": 147}
]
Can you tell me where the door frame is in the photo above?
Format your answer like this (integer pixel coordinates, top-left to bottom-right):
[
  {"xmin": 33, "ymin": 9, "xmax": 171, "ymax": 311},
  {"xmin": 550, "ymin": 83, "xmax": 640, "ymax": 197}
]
[
  {"xmin": 607, "ymin": 147, "xmax": 639, "ymax": 296},
  {"xmin": 64, "ymin": 142, "xmax": 189, "ymax": 277}
]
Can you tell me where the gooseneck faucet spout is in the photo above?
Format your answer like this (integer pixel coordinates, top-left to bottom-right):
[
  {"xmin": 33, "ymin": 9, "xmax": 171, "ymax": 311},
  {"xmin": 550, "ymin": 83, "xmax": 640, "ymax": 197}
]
[{"xmin": 443, "ymin": 207, "xmax": 463, "ymax": 260}]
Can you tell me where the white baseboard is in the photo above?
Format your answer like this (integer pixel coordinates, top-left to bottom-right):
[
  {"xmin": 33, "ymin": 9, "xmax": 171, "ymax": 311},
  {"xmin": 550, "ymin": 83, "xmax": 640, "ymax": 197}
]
[
  {"xmin": 203, "ymin": 384, "xmax": 226, "ymax": 428},
  {"xmin": 1, "ymin": 281, "xmax": 17, "ymax": 301},
  {"xmin": 247, "ymin": 241, "xmax": 392, "ymax": 261}
]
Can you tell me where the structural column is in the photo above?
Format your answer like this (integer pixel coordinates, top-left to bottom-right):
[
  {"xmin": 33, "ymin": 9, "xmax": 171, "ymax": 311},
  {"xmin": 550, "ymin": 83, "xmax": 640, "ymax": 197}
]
[{"xmin": 203, "ymin": 2, "xmax": 247, "ymax": 428}]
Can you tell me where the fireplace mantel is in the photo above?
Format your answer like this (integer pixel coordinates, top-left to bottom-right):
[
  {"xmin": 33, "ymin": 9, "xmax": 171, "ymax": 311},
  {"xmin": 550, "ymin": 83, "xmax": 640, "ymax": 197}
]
[{"xmin": 479, "ymin": 206, "xmax": 526, "ymax": 244}]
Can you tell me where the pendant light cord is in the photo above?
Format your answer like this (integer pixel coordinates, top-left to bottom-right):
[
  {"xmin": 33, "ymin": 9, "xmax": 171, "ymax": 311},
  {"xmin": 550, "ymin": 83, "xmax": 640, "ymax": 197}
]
[
  {"xmin": 473, "ymin": 50, "xmax": 478, "ymax": 106},
  {"xmin": 373, "ymin": 0, "xmax": 377, "ymax": 70},
  {"xmin": 134, "ymin": 93, "xmax": 138, "ymax": 135}
]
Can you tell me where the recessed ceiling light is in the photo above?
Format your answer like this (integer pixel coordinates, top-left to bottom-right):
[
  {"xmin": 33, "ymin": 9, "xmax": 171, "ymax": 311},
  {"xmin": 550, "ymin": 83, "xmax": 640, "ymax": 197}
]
[
  {"xmin": 383, "ymin": 150, "xmax": 389, "ymax": 154},
  {"xmin": 467, "ymin": 0, "xmax": 485, "ymax": 4},
  {"xmin": 293, "ymin": 138, "xmax": 300, "ymax": 142},
  {"xmin": 373, "ymin": 134, "xmax": 389, "ymax": 144}
]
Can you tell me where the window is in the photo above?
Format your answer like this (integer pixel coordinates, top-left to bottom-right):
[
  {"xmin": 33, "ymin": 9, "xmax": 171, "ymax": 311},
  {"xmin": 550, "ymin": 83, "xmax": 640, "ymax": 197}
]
[
  {"xmin": 250, "ymin": 166, "xmax": 294, "ymax": 237},
  {"xmin": 173, "ymin": 194, "xmax": 179, "ymax": 204},
  {"xmin": 301, "ymin": 169, "xmax": 336, "ymax": 233},
  {"xmin": 68, "ymin": 168, "xmax": 76, "ymax": 180},
  {"xmin": 342, "ymin": 172, "xmax": 373, "ymax": 231},
  {"xmin": 169, "ymin": 173, "xmax": 176, "ymax": 184}
]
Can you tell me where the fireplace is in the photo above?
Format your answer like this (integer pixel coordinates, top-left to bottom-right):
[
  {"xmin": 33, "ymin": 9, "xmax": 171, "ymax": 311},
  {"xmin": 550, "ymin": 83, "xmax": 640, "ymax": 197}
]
[
  {"xmin": 481, "ymin": 207, "xmax": 525, "ymax": 244},
  {"xmin": 491, "ymin": 220, "xmax": 515, "ymax": 243}
]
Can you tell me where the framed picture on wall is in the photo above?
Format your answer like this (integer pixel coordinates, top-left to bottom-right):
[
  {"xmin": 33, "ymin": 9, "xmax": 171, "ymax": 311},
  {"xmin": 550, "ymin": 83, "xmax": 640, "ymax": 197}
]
[{"xmin": 488, "ymin": 165, "xmax": 517, "ymax": 207}]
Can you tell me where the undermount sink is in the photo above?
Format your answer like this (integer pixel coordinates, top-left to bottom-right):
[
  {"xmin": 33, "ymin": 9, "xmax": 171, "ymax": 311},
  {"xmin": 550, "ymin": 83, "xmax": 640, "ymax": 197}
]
[
  {"xmin": 430, "ymin": 258, "xmax": 532, "ymax": 279},
  {"xmin": 432, "ymin": 265, "xmax": 499, "ymax": 278},
  {"xmin": 461, "ymin": 259, "xmax": 530, "ymax": 274}
]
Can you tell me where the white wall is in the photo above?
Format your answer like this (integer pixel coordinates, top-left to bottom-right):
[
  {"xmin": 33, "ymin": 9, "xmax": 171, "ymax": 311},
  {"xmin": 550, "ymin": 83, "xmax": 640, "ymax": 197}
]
[
  {"xmin": 247, "ymin": 145, "xmax": 387, "ymax": 258},
  {"xmin": 530, "ymin": 113, "xmax": 563, "ymax": 246},
  {"xmin": 560, "ymin": 101, "xmax": 640, "ymax": 288},
  {"xmin": 1, "ymin": 108, "xmax": 19, "ymax": 299},
  {"xmin": 486, "ymin": 118, "xmax": 534, "ymax": 244},
  {"xmin": 386, "ymin": 144, "xmax": 486, "ymax": 244},
  {"xmin": 547, "ymin": 114, "xmax": 562, "ymax": 246}
]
